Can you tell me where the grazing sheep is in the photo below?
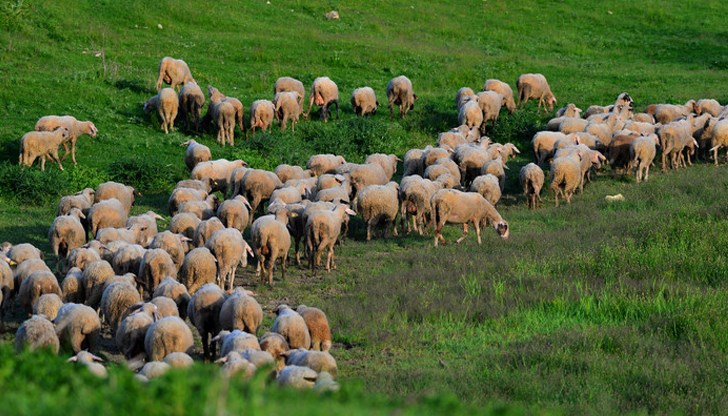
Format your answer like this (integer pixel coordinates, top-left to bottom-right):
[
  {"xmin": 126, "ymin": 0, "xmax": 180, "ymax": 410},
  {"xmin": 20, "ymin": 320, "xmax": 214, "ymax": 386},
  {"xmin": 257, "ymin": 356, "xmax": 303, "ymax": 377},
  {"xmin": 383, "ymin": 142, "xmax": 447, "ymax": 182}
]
[
  {"xmin": 274, "ymin": 91, "xmax": 303, "ymax": 131},
  {"xmin": 137, "ymin": 248, "xmax": 177, "ymax": 296},
  {"xmin": 658, "ymin": 116, "xmax": 699, "ymax": 171},
  {"xmin": 116, "ymin": 302, "xmax": 158, "ymax": 359},
  {"xmin": 531, "ymin": 131, "xmax": 571, "ymax": 165},
  {"xmin": 144, "ymin": 88, "xmax": 179, "ymax": 134},
  {"xmin": 15, "ymin": 315, "xmax": 60, "ymax": 354},
  {"xmin": 13, "ymin": 258, "xmax": 50, "ymax": 292},
  {"xmin": 305, "ymin": 205, "xmax": 356, "ymax": 272},
  {"xmin": 178, "ymin": 82, "xmax": 206, "ymax": 132},
  {"xmin": 709, "ymin": 119, "xmax": 728, "ymax": 165},
  {"xmin": 206, "ymin": 228, "xmax": 253, "ymax": 291},
  {"xmin": 696, "ymin": 98, "xmax": 723, "ymax": 117},
  {"xmin": 193, "ymin": 217, "xmax": 225, "ymax": 248},
  {"xmin": 437, "ymin": 131, "xmax": 469, "ymax": 150},
  {"xmin": 652, "ymin": 100, "xmax": 698, "ymax": 124},
  {"xmin": 139, "ymin": 361, "xmax": 171, "ymax": 380},
  {"xmin": 206, "ymin": 86, "xmax": 236, "ymax": 146},
  {"xmin": 519, "ymin": 163, "xmax": 545, "ymax": 209},
  {"xmin": 251, "ymin": 210, "xmax": 292, "ymax": 285},
  {"xmin": 260, "ymin": 332, "xmax": 289, "ymax": 370},
  {"xmin": 82, "ymin": 260, "xmax": 115, "ymax": 309},
  {"xmin": 306, "ymin": 77, "xmax": 339, "ymax": 122},
  {"xmin": 239, "ymin": 169, "xmax": 284, "ymax": 219},
  {"xmin": 178, "ymin": 246, "xmax": 217, "ymax": 296},
  {"xmin": 18, "ymin": 127, "xmax": 71, "ymax": 171},
  {"xmin": 484, "ymin": 79, "xmax": 516, "ymax": 113},
  {"xmin": 67, "ymin": 350, "xmax": 107, "ymax": 378},
  {"xmin": 34, "ymin": 115, "xmax": 97, "ymax": 165},
  {"xmin": 49, "ymin": 208, "xmax": 86, "ymax": 269},
  {"xmin": 476, "ymin": 91, "xmax": 505, "ymax": 133},
  {"xmin": 61, "ymin": 267, "xmax": 84, "ymax": 303},
  {"xmin": 216, "ymin": 351, "xmax": 257, "ymax": 379},
  {"xmin": 164, "ymin": 352, "xmax": 194, "ymax": 369},
  {"xmin": 219, "ymin": 287, "xmax": 262, "ymax": 335},
  {"xmin": 356, "ymin": 182, "xmax": 400, "ymax": 241},
  {"xmin": 278, "ymin": 365, "xmax": 318, "ymax": 389},
  {"xmin": 95, "ymin": 182, "xmax": 136, "ymax": 214},
  {"xmin": 95, "ymin": 224, "xmax": 150, "ymax": 247},
  {"xmin": 126, "ymin": 211, "xmax": 164, "ymax": 249},
  {"xmin": 558, "ymin": 117, "xmax": 588, "ymax": 134},
  {"xmin": 187, "ymin": 283, "xmax": 227, "ymax": 359},
  {"xmin": 274, "ymin": 76, "xmax": 306, "ymax": 113},
  {"xmin": 191, "ymin": 159, "xmax": 248, "ymax": 194},
  {"xmin": 365, "ymin": 153, "xmax": 400, "ymax": 181},
  {"xmin": 452, "ymin": 143, "xmax": 491, "ymax": 185},
  {"xmin": 249, "ymin": 99, "xmax": 276, "ymax": 134},
  {"xmin": 169, "ymin": 212, "xmax": 202, "ymax": 244},
  {"xmin": 284, "ymin": 349, "xmax": 338, "ymax": 378},
  {"xmin": 458, "ymin": 100, "xmax": 484, "ymax": 130},
  {"xmin": 307, "ymin": 154, "xmax": 346, "ymax": 176},
  {"xmin": 455, "ymin": 87, "xmax": 477, "ymax": 110},
  {"xmin": 296, "ymin": 305, "xmax": 332, "ymax": 352},
  {"xmin": 554, "ymin": 145, "xmax": 606, "ymax": 192},
  {"xmin": 32, "ymin": 293, "xmax": 63, "ymax": 321},
  {"xmin": 0, "ymin": 256, "xmax": 14, "ymax": 322},
  {"xmin": 402, "ymin": 148, "xmax": 425, "ymax": 177},
  {"xmin": 54, "ymin": 303, "xmax": 101, "ymax": 353},
  {"xmin": 145, "ymin": 315, "xmax": 194, "ymax": 361},
  {"xmin": 156, "ymin": 57, "xmax": 195, "ymax": 91},
  {"xmin": 349, "ymin": 163, "xmax": 390, "ymax": 200},
  {"xmin": 168, "ymin": 187, "xmax": 208, "ymax": 216},
  {"xmin": 399, "ymin": 175, "xmax": 442, "ymax": 235},
  {"xmin": 216, "ymin": 196, "xmax": 252, "ymax": 235},
  {"xmin": 549, "ymin": 155, "xmax": 581, "ymax": 207},
  {"xmin": 151, "ymin": 296, "xmax": 179, "ymax": 318},
  {"xmin": 57, "ymin": 188, "xmax": 95, "ymax": 217},
  {"xmin": 214, "ymin": 330, "xmax": 261, "ymax": 357},
  {"xmin": 554, "ymin": 103, "xmax": 583, "ymax": 118},
  {"xmin": 386, "ymin": 75, "xmax": 416, "ymax": 118},
  {"xmin": 19, "ymin": 270, "xmax": 62, "ymax": 315},
  {"xmin": 181, "ymin": 139, "xmax": 212, "ymax": 170},
  {"xmin": 272, "ymin": 305, "xmax": 311, "ymax": 350},
  {"xmin": 270, "ymin": 185, "xmax": 308, "ymax": 206},
  {"xmin": 351, "ymin": 87, "xmax": 379, "ymax": 116},
  {"xmin": 150, "ymin": 231, "xmax": 189, "ymax": 271},
  {"xmin": 424, "ymin": 159, "xmax": 461, "ymax": 185},
  {"xmin": 630, "ymin": 134, "xmax": 660, "ymax": 182},
  {"xmin": 480, "ymin": 158, "xmax": 508, "ymax": 192},
  {"xmin": 100, "ymin": 281, "xmax": 141, "ymax": 332},
  {"xmin": 470, "ymin": 174, "xmax": 502, "ymax": 206},
  {"xmin": 152, "ymin": 276, "xmax": 190, "ymax": 319},
  {"xmin": 6, "ymin": 243, "xmax": 43, "ymax": 266},
  {"xmin": 177, "ymin": 195, "xmax": 220, "ymax": 220},
  {"xmin": 431, "ymin": 189, "xmax": 509, "ymax": 246},
  {"xmin": 275, "ymin": 164, "xmax": 312, "ymax": 183},
  {"xmin": 517, "ymin": 73, "xmax": 557, "ymax": 111},
  {"xmin": 176, "ymin": 178, "xmax": 212, "ymax": 193}
]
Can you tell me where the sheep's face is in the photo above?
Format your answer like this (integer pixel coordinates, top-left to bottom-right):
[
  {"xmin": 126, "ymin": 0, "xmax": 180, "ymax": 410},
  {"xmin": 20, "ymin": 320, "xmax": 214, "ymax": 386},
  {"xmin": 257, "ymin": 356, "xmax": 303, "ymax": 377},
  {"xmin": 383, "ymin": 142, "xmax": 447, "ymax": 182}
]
[{"xmin": 495, "ymin": 221, "xmax": 509, "ymax": 239}]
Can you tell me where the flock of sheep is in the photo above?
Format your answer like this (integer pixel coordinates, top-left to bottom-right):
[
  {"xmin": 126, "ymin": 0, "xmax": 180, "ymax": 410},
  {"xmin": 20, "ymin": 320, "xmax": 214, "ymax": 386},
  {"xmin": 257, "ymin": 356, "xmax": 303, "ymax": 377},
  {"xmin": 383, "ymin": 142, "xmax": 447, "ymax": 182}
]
[{"xmin": 9, "ymin": 54, "xmax": 728, "ymax": 390}]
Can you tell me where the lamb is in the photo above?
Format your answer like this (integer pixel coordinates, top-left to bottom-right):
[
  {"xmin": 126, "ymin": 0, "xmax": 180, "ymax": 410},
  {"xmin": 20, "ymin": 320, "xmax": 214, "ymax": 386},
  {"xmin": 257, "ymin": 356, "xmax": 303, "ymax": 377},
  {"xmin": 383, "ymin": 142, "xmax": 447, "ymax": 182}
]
[
  {"xmin": 284, "ymin": 349, "xmax": 338, "ymax": 378},
  {"xmin": 307, "ymin": 154, "xmax": 347, "ymax": 176},
  {"xmin": 191, "ymin": 159, "xmax": 248, "ymax": 194},
  {"xmin": 19, "ymin": 270, "xmax": 62, "ymax": 314},
  {"xmin": 187, "ymin": 283, "xmax": 227, "ymax": 359},
  {"xmin": 399, "ymin": 175, "xmax": 441, "ymax": 235},
  {"xmin": 519, "ymin": 163, "xmax": 545, "ymax": 209},
  {"xmin": 272, "ymin": 304, "xmax": 311, "ymax": 350},
  {"xmin": 34, "ymin": 115, "xmax": 97, "ymax": 165},
  {"xmin": 177, "ymin": 195, "xmax": 220, "ymax": 220},
  {"xmin": 455, "ymin": 87, "xmax": 476, "ymax": 110},
  {"xmin": 277, "ymin": 365, "xmax": 319, "ymax": 389},
  {"xmin": 549, "ymin": 155, "xmax": 581, "ymax": 207},
  {"xmin": 181, "ymin": 139, "xmax": 212, "ymax": 170},
  {"xmin": 365, "ymin": 153, "xmax": 400, "ymax": 181},
  {"xmin": 274, "ymin": 76, "xmax": 306, "ymax": 113},
  {"xmin": 306, "ymin": 76, "xmax": 339, "ymax": 122},
  {"xmin": 652, "ymin": 100, "xmax": 698, "ymax": 124},
  {"xmin": 152, "ymin": 276, "xmax": 191, "ymax": 319},
  {"xmin": 178, "ymin": 247, "xmax": 217, "ymax": 295},
  {"xmin": 708, "ymin": 119, "xmax": 728, "ymax": 165},
  {"xmin": 386, "ymin": 75, "xmax": 416, "ymax": 118},
  {"xmin": 18, "ymin": 127, "xmax": 70, "ymax": 171},
  {"xmin": 126, "ymin": 211, "xmax": 164, "ymax": 249},
  {"xmin": 630, "ymin": 134, "xmax": 660, "ymax": 182},
  {"xmin": 151, "ymin": 296, "xmax": 179, "ymax": 318},
  {"xmin": 516, "ymin": 73, "xmax": 557, "ymax": 111},
  {"xmin": 469, "ymin": 174, "xmax": 502, "ymax": 206},
  {"xmin": 100, "ymin": 280, "xmax": 141, "ymax": 332},
  {"xmin": 238, "ymin": 169, "xmax": 284, "ymax": 219},
  {"xmin": 178, "ymin": 82, "xmax": 206, "ymax": 132},
  {"xmin": 206, "ymin": 86, "xmax": 236, "ymax": 146},
  {"xmin": 32, "ymin": 293, "xmax": 63, "ymax": 321},
  {"xmin": 150, "ymin": 231, "xmax": 189, "ymax": 271},
  {"xmin": 260, "ymin": 332, "xmax": 290, "ymax": 370},
  {"xmin": 356, "ymin": 182, "xmax": 400, "ymax": 241},
  {"xmin": 137, "ymin": 248, "xmax": 177, "ymax": 296},
  {"xmin": 144, "ymin": 315, "xmax": 194, "ymax": 361},
  {"xmin": 458, "ymin": 100, "xmax": 483, "ymax": 130},
  {"xmin": 219, "ymin": 287, "xmax": 262, "ymax": 334},
  {"xmin": 95, "ymin": 182, "xmax": 136, "ymax": 214},
  {"xmin": 476, "ymin": 91, "xmax": 505, "ymax": 133},
  {"xmin": 56, "ymin": 188, "xmax": 95, "ymax": 217},
  {"xmin": 116, "ymin": 302, "xmax": 158, "ymax": 359},
  {"xmin": 168, "ymin": 212, "xmax": 201, "ymax": 243},
  {"xmin": 49, "ymin": 208, "xmax": 87, "ymax": 269},
  {"xmin": 156, "ymin": 57, "xmax": 195, "ymax": 91},
  {"xmin": 250, "ymin": 209, "xmax": 292, "ymax": 285},
  {"xmin": 274, "ymin": 91, "xmax": 303, "ymax": 131},
  {"xmin": 206, "ymin": 228, "xmax": 254, "ymax": 291},
  {"xmin": 305, "ymin": 205, "xmax": 356, "ymax": 272},
  {"xmin": 82, "ymin": 260, "xmax": 115, "ymax": 309},
  {"xmin": 144, "ymin": 88, "xmax": 179, "ymax": 134},
  {"xmin": 193, "ymin": 217, "xmax": 225, "ymax": 248},
  {"xmin": 15, "ymin": 315, "xmax": 60, "ymax": 353},
  {"xmin": 483, "ymin": 79, "xmax": 516, "ymax": 113},
  {"xmin": 110, "ymin": 243, "xmax": 146, "ymax": 277},
  {"xmin": 249, "ymin": 99, "xmax": 276, "ymax": 134},
  {"xmin": 696, "ymin": 98, "xmax": 723, "ymax": 117},
  {"xmin": 54, "ymin": 302, "xmax": 101, "ymax": 353},
  {"xmin": 351, "ymin": 87, "xmax": 379, "ymax": 116},
  {"xmin": 431, "ymin": 189, "xmax": 509, "ymax": 246},
  {"xmin": 214, "ymin": 330, "xmax": 261, "ymax": 356},
  {"xmin": 296, "ymin": 305, "xmax": 332, "ymax": 352}
]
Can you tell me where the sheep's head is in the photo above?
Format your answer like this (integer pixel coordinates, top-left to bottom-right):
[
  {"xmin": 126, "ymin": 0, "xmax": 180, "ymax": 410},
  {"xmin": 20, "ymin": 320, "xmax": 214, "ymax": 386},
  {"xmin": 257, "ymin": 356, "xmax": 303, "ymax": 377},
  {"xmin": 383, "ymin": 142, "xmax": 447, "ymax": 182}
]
[{"xmin": 495, "ymin": 220, "xmax": 509, "ymax": 239}]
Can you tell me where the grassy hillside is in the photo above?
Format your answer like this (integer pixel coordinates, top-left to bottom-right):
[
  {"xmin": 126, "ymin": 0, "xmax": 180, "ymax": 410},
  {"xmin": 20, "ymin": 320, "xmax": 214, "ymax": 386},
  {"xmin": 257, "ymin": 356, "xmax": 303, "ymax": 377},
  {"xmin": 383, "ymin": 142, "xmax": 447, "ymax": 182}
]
[{"xmin": 2, "ymin": 0, "xmax": 728, "ymax": 414}]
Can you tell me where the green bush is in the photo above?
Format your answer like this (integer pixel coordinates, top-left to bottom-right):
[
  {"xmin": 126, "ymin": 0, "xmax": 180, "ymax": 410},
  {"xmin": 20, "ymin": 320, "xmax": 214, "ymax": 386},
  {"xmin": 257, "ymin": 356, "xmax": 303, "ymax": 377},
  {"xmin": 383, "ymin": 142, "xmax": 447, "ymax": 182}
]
[
  {"xmin": 108, "ymin": 157, "xmax": 186, "ymax": 194},
  {"xmin": 0, "ymin": 161, "xmax": 69, "ymax": 205}
]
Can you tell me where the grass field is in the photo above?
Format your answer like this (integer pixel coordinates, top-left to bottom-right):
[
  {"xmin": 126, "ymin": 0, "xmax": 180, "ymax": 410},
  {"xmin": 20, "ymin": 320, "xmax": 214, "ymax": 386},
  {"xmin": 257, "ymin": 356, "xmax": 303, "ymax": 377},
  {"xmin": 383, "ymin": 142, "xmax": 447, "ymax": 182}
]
[{"xmin": 2, "ymin": 0, "xmax": 728, "ymax": 414}]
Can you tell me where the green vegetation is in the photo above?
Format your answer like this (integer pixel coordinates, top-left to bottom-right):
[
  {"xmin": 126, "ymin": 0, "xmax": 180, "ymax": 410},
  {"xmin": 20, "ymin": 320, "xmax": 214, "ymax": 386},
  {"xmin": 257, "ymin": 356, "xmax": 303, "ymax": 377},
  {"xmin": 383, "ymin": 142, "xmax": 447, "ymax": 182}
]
[{"xmin": 2, "ymin": 0, "xmax": 728, "ymax": 414}]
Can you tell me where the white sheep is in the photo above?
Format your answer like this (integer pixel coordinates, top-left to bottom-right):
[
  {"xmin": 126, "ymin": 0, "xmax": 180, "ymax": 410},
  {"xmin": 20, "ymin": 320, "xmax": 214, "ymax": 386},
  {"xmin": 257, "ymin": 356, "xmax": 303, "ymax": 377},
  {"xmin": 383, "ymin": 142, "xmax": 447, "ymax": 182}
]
[
  {"xmin": 469, "ymin": 174, "xmax": 502, "ymax": 206},
  {"xmin": 187, "ymin": 283, "xmax": 226, "ymax": 359},
  {"xmin": 356, "ymin": 182, "xmax": 400, "ymax": 241},
  {"xmin": 549, "ymin": 155, "xmax": 581, "ymax": 207},
  {"xmin": 483, "ymin": 79, "xmax": 516, "ymax": 113},
  {"xmin": 156, "ymin": 57, "xmax": 195, "ymax": 91},
  {"xmin": 34, "ymin": 115, "xmax": 97, "ymax": 164},
  {"xmin": 206, "ymin": 85, "xmax": 236, "ymax": 146},
  {"xmin": 181, "ymin": 139, "xmax": 212, "ymax": 171},
  {"xmin": 274, "ymin": 76, "xmax": 306, "ymax": 113},
  {"xmin": 272, "ymin": 304, "xmax": 311, "ymax": 350},
  {"xmin": 476, "ymin": 91, "xmax": 505, "ymax": 133},
  {"xmin": 54, "ymin": 302, "xmax": 101, "ymax": 353},
  {"xmin": 455, "ymin": 87, "xmax": 476, "ymax": 110},
  {"xmin": 630, "ymin": 134, "xmax": 660, "ymax": 182},
  {"xmin": 144, "ymin": 315, "xmax": 194, "ymax": 361},
  {"xmin": 206, "ymin": 228, "xmax": 254, "ymax": 291},
  {"xmin": 144, "ymin": 88, "xmax": 179, "ymax": 134},
  {"xmin": 219, "ymin": 287, "xmax": 262, "ymax": 335},
  {"xmin": 305, "ymin": 204, "xmax": 356, "ymax": 272},
  {"xmin": 249, "ymin": 99, "xmax": 276, "ymax": 134},
  {"xmin": 351, "ymin": 87, "xmax": 379, "ymax": 117},
  {"xmin": 250, "ymin": 209, "xmax": 292, "ymax": 285},
  {"xmin": 458, "ymin": 100, "xmax": 483, "ymax": 130},
  {"xmin": 179, "ymin": 82, "xmax": 206, "ymax": 132},
  {"xmin": 431, "ymin": 189, "xmax": 509, "ymax": 246},
  {"xmin": 306, "ymin": 77, "xmax": 339, "ymax": 122},
  {"xmin": 18, "ymin": 127, "xmax": 70, "ymax": 171},
  {"xmin": 519, "ymin": 163, "xmax": 545, "ymax": 209},
  {"xmin": 516, "ymin": 73, "xmax": 556, "ymax": 112},
  {"xmin": 386, "ymin": 75, "xmax": 417, "ymax": 118},
  {"xmin": 274, "ymin": 91, "xmax": 303, "ymax": 131},
  {"xmin": 16, "ymin": 314, "xmax": 59, "ymax": 354}
]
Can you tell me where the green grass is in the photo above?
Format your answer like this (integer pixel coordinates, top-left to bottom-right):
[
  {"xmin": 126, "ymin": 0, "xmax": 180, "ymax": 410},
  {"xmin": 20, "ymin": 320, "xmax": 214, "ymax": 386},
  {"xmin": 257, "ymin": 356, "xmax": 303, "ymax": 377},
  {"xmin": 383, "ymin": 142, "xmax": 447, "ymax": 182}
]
[{"xmin": 2, "ymin": 0, "xmax": 728, "ymax": 414}]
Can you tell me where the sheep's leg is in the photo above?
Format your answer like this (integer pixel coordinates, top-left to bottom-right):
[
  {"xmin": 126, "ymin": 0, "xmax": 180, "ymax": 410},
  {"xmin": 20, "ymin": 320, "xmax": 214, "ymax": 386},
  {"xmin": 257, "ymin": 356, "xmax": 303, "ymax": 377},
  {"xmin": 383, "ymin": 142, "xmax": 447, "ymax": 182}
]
[
  {"xmin": 366, "ymin": 220, "xmax": 372, "ymax": 241},
  {"xmin": 474, "ymin": 221, "xmax": 482, "ymax": 245},
  {"xmin": 326, "ymin": 245, "xmax": 335, "ymax": 271},
  {"xmin": 71, "ymin": 332, "xmax": 85, "ymax": 354},
  {"xmin": 40, "ymin": 155, "xmax": 46, "ymax": 172},
  {"xmin": 456, "ymin": 223, "xmax": 469, "ymax": 244},
  {"xmin": 391, "ymin": 217, "xmax": 398, "ymax": 237},
  {"xmin": 281, "ymin": 253, "xmax": 288, "ymax": 281},
  {"xmin": 50, "ymin": 149, "xmax": 64, "ymax": 171}
]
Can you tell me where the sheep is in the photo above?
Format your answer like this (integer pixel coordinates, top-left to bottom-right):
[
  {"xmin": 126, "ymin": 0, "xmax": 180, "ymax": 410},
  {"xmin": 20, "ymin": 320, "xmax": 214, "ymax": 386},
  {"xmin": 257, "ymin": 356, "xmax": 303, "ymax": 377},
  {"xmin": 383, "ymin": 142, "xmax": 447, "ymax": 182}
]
[
  {"xmin": 59, "ymin": 267, "xmax": 84, "ymax": 303},
  {"xmin": 296, "ymin": 305, "xmax": 332, "ymax": 352},
  {"xmin": 277, "ymin": 365, "xmax": 319, "ymax": 389},
  {"xmin": 365, "ymin": 153, "xmax": 400, "ymax": 181},
  {"xmin": 437, "ymin": 131, "xmax": 469, "ymax": 150},
  {"xmin": 177, "ymin": 247, "xmax": 217, "ymax": 296},
  {"xmin": 554, "ymin": 145, "xmax": 606, "ymax": 191},
  {"xmin": 206, "ymin": 228, "xmax": 253, "ymax": 291},
  {"xmin": 455, "ymin": 87, "xmax": 477, "ymax": 110},
  {"xmin": 270, "ymin": 185, "xmax": 308, "ymax": 206},
  {"xmin": 6, "ymin": 242, "xmax": 43, "ymax": 266},
  {"xmin": 469, "ymin": 174, "xmax": 502, "ymax": 206},
  {"xmin": 152, "ymin": 276, "xmax": 190, "ymax": 319},
  {"xmin": 168, "ymin": 187, "xmax": 208, "ymax": 216},
  {"xmin": 274, "ymin": 76, "xmax": 305, "ymax": 113},
  {"xmin": 306, "ymin": 77, "xmax": 339, "ymax": 122},
  {"xmin": 630, "ymin": 134, "xmax": 660, "ymax": 182},
  {"xmin": 531, "ymin": 131, "xmax": 572, "ymax": 165},
  {"xmin": 275, "ymin": 165, "xmax": 312, "ymax": 184},
  {"xmin": 156, "ymin": 57, "xmax": 195, "ymax": 91},
  {"xmin": 187, "ymin": 283, "xmax": 227, "ymax": 359},
  {"xmin": 476, "ymin": 91, "xmax": 505, "ymax": 133},
  {"xmin": 402, "ymin": 148, "xmax": 426, "ymax": 177},
  {"xmin": 151, "ymin": 296, "xmax": 179, "ymax": 318},
  {"xmin": 95, "ymin": 224, "xmax": 150, "ymax": 247},
  {"xmin": 238, "ymin": 169, "xmax": 284, "ymax": 219},
  {"xmin": 480, "ymin": 158, "xmax": 507, "ymax": 192},
  {"xmin": 191, "ymin": 159, "xmax": 248, "ymax": 194},
  {"xmin": 284, "ymin": 349, "xmax": 338, "ymax": 378},
  {"xmin": 18, "ymin": 127, "xmax": 70, "ymax": 171},
  {"xmin": 178, "ymin": 195, "xmax": 220, "ymax": 220},
  {"xmin": 249, "ymin": 99, "xmax": 276, "ymax": 134},
  {"xmin": 67, "ymin": 350, "xmax": 107, "ymax": 378},
  {"xmin": 13, "ymin": 258, "xmax": 50, "ymax": 294},
  {"xmin": 356, "ymin": 182, "xmax": 400, "ymax": 241},
  {"xmin": 15, "ymin": 315, "xmax": 60, "ymax": 353},
  {"xmin": 250, "ymin": 209, "xmax": 293, "ymax": 285},
  {"xmin": 81, "ymin": 260, "xmax": 115, "ymax": 309},
  {"xmin": 19, "ymin": 270, "xmax": 62, "ymax": 315},
  {"xmin": 549, "ymin": 155, "xmax": 581, "ymax": 207},
  {"xmin": 168, "ymin": 212, "xmax": 201, "ymax": 246},
  {"xmin": 100, "ymin": 281, "xmax": 141, "ymax": 332},
  {"xmin": 555, "ymin": 103, "xmax": 583, "ymax": 118},
  {"xmin": 431, "ymin": 189, "xmax": 509, "ymax": 246},
  {"xmin": 350, "ymin": 86, "xmax": 379, "ymax": 117},
  {"xmin": 137, "ymin": 248, "xmax": 177, "ymax": 296},
  {"xmin": 696, "ymin": 99, "xmax": 723, "ymax": 117},
  {"xmin": 558, "ymin": 117, "xmax": 588, "ymax": 134},
  {"xmin": 273, "ymin": 91, "xmax": 303, "ymax": 131},
  {"xmin": 659, "ymin": 116, "xmax": 700, "ymax": 171},
  {"xmin": 87, "ymin": 198, "xmax": 129, "ymax": 238},
  {"xmin": 458, "ymin": 100, "xmax": 483, "ymax": 130},
  {"xmin": 214, "ymin": 197, "xmax": 251, "ymax": 235},
  {"xmin": 260, "ymin": 332, "xmax": 289, "ymax": 370},
  {"xmin": 144, "ymin": 88, "xmax": 179, "ymax": 134},
  {"xmin": 219, "ymin": 287, "xmax": 262, "ymax": 334},
  {"xmin": 314, "ymin": 184, "xmax": 351, "ymax": 205},
  {"xmin": 652, "ymin": 100, "xmax": 698, "ymax": 124},
  {"xmin": 349, "ymin": 163, "xmax": 389, "ymax": 200},
  {"xmin": 49, "ymin": 208, "xmax": 86, "ymax": 269},
  {"xmin": 307, "ymin": 154, "xmax": 347, "ymax": 176},
  {"xmin": 424, "ymin": 159, "xmax": 461, "ymax": 185},
  {"xmin": 483, "ymin": 79, "xmax": 516, "ymax": 113},
  {"xmin": 452, "ymin": 144, "xmax": 491, "ymax": 185},
  {"xmin": 57, "ymin": 188, "xmax": 95, "ymax": 217},
  {"xmin": 126, "ymin": 211, "xmax": 164, "ymax": 249},
  {"xmin": 116, "ymin": 302, "xmax": 158, "ymax": 359},
  {"xmin": 32, "ymin": 293, "xmax": 63, "ymax": 321},
  {"xmin": 150, "ymin": 231, "xmax": 189, "ymax": 271},
  {"xmin": 176, "ymin": 178, "xmax": 212, "ymax": 193},
  {"xmin": 516, "ymin": 73, "xmax": 556, "ymax": 112},
  {"xmin": 272, "ymin": 305, "xmax": 311, "ymax": 350},
  {"xmin": 0, "ymin": 256, "xmax": 13, "ymax": 323},
  {"xmin": 399, "ymin": 175, "xmax": 442, "ymax": 235},
  {"xmin": 214, "ymin": 330, "xmax": 261, "ymax": 357},
  {"xmin": 206, "ymin": 86, "xmax": 236, "ymax": 146},
  {"xmin": 215, "ymin": 351, "xmax": 257, "ymax": 378},
  {"xmin": 145, "ymin": 315, "xmax": 194, "ymax": 361},
  {"xmin": 164, "ymin": 352, "xmax": 194, "ymax": 369},
  {"xmin": 138, "ymin": 361, "xmax": 171, "ymax": 380},
  {"xmin": 54, "ymin": 303, "xmax": 101, "ymax": 353},
  {"xmin": 96, "ymin": 182, "xmax": 136, "ymax": 213},
  {"xmin": 181, "ymin": 139, "xmax": 212, "ymax": 170},
  {"xmin": 386, "ymin": 75, "xmax": 416, "ymax": 118},
  {"xmin": 34, "ymin": 115, "xmax": 97, "ymax": 165},
  {"xmin": 178, "ymin": 82, "xmax": 206, "ymax": 132},
  {"xmin": 193, "ymin": 217, "xmax": 225, "ymax": 248},
  {"xmin": 709, "ymin": 119, "xmax": 728, "ymax": 165},
  {"xmin": 305, "ymin": 205, "xmax": 356, "ymax": 272},
  {"xmin": 519, "ymin": 163, "xmax": 545, "ymax": 209}
]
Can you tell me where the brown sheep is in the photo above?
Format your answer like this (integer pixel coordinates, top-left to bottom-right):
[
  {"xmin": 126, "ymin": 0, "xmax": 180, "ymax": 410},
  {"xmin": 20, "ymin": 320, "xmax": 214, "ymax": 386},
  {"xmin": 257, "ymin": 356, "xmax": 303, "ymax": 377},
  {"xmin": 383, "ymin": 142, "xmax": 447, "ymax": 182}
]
[{"xmin": 296, "ymin": 305, "xmax": 332, "ymax": 352}]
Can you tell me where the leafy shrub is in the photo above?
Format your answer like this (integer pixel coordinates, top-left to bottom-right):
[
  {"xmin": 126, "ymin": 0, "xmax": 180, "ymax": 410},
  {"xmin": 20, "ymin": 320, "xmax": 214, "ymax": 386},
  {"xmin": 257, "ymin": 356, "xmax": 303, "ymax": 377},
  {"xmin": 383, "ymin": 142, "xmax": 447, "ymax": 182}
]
[
  {"xmin": 0, "ymin": 161, "xmax": 69, "ymax": 205},
  {"xmin": 67, "ymin": 164, "xmax": 106, "ymax": 191},
  {"xmin": 108, "ymin": 157, "xmax": 185, "ymax": 194}
]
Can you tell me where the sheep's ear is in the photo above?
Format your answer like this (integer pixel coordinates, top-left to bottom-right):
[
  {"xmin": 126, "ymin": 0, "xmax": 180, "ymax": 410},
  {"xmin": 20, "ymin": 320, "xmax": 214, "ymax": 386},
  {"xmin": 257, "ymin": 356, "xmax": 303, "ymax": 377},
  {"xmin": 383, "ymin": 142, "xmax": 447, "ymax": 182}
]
[
  {"xmin": 345, "ymin": 207, "xmax": 356, "ymax": 216},
  {"xmin": 91, "ymin": 354, "xmax": 105, "ymax": 362},
  {"xmin": 67, "ymin": 356, "xmax": 78, "ymax": 363},
  {"xmin": 214, "ymin": 356, "xmax": 228, "ymax": 364}
]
